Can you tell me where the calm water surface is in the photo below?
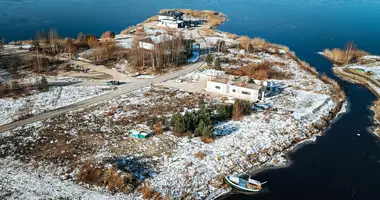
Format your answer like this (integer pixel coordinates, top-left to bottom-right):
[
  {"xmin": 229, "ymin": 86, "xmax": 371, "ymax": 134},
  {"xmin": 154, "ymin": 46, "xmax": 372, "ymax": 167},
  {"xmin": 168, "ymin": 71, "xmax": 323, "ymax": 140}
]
[{"xmin": 2, "ymin": 0, "xmax": 380, "ymax": 199}]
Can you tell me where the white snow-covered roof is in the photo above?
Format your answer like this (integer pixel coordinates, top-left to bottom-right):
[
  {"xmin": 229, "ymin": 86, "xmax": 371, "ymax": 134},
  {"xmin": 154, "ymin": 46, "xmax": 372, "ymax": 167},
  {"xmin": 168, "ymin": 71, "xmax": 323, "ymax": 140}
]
[{"xmin": 140, "ymin": 34, "xmax": 174, "ymax": 44}]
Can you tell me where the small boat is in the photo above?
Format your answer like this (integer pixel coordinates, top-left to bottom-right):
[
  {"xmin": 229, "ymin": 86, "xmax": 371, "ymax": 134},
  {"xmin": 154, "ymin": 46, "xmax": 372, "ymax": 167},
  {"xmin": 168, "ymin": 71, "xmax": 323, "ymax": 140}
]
[{"xmin": 225, "ymin": 175, "xmax": 267, "ymax": 192}]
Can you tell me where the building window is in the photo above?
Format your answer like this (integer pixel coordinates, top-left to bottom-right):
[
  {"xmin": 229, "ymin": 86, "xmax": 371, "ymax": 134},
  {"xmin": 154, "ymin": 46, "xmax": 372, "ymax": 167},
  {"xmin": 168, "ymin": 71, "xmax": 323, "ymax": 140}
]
[
  {"xmin": 215, "ymin": 86, "xmax": 221, "ymax": 89},
  {"xmin": 232, "ymin": 89, "xmax": 236, "ymax": 92},
  {"xmin": 242, "ymin": 91, "xmax": 251, "ymax": 95}
]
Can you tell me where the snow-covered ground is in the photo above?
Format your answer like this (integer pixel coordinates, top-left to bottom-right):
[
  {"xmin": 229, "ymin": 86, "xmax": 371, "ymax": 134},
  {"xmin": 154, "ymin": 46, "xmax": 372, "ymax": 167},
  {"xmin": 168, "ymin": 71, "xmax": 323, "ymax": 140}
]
[
  {"xmin": 348, "ymin": 65, "xmax": 380, "ymax": 80},
  {"xmin": 115, "ymin": 37, "xmax": 133, "ymax": 49},
  {"xmin": 0, "ymin": 24, "xmax": 344, "ymax": 199},
  {"xmin": 0, "ymin": 81, "xmax": 340, "ymax": 199},
  {"xmin": 0, "ymin": 85, "xmax": 111, "ymax": 126},
  {"xmin": 20, "ymin": 75, "xmax": 85, "ymax": 83},
  {"xmin": 135, "ymin": 75, "xmax": 156, "ymax": 79},
  {"xmin": 166, "ymin": 69, "xmax": 225, "ymax": 83},
  {"xmin": 0, "ymin": 158, "xmax": 129, "ymax": 200}
]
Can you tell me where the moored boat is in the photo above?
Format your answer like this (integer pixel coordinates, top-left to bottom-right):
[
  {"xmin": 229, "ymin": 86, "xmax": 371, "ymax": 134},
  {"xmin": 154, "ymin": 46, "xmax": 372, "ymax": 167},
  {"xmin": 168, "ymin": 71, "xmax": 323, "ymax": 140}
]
[{"xmin": 225, "ymin": 175, "xmax": 266, "ymax": 192}]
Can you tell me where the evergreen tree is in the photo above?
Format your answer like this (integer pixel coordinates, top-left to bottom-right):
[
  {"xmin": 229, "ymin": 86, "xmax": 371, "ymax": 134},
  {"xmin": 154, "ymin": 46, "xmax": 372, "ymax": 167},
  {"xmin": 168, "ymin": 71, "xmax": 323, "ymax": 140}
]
[
  {"xmin": 171, "ymin": 113, "xmax": 186, "ymax": 135},
  {"xmin": 214, "ymin": 57, "xmax": 221, "ymax": 70},
  {"xmin": 39, "ymin": 76, "xmax": 48, "ymax": 91},
  {"xmin": 206, "ymin": 54, "xmax": 214, "ymax": 66}
]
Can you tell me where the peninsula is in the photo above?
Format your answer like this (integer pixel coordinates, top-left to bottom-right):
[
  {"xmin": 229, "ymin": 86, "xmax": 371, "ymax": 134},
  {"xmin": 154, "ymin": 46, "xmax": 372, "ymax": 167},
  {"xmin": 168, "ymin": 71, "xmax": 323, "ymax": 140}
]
[{"xmin": 0, "ymin": 10, "xmax": 344, "ymax": 199}]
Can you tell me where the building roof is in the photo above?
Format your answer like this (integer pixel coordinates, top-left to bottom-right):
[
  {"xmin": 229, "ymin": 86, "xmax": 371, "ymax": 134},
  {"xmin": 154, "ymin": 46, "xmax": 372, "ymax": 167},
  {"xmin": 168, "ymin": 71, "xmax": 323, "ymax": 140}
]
[
  {"xmin": 159, "ymin": 11, "xmax": 184, "ymax": 17},
  {"xmin": 139, "ymin": 34, "xmax": 174, "ymax": 44},
  {"xmin": 159, "ymin": 19, "xmax": 183, "ymax": 24},
  {"xmin": 210, "ymin": 75, "xmax": 263, "ymax": 90}
]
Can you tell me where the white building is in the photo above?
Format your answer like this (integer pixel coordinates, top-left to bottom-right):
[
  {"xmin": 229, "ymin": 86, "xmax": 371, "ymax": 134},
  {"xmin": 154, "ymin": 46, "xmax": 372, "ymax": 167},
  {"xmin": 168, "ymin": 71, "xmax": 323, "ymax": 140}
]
[
  {"xmin": 139, "ymin": 34, "xmax": 174, "ymax": 50},
  {"xmin": 206, "ymin": 75, "xmax": 265, "ymax": 102},
  {"xmin": 157, "ymin": 11, "xmax": 184, "ymax": 28}
]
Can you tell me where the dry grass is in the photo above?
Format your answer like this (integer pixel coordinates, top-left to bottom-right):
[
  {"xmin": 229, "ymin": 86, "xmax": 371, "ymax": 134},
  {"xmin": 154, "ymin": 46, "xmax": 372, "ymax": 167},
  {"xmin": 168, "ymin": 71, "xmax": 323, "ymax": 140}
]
[
  {"xmin": 270, "ymin": 43, "xmax": 290, "ymax": 53},
  {"xmin": 319, "ymin": 74, "xmax": 331, "ymax": 84},
  {"xmin": 154, "ymin": 122, "xmax": 163, "ymax": 135},
  {"xmin": 253, "ymin": 68, "xmax": 269, "ymax": 80},
  {"xmin": 239, "ymin": 36, "xmax": 251, "ymax": 51},
  {"xmin": 77, "ymin": 162, "xmax": 133, "ymax": 193},
  {"xmin": 299, "ymin": 60, "xmax": 318, "ymax": 75},
  {"xmin": 323, "ymin": 45, "xmax": 368, "ymax": 65},
  {"xmin": 143, "ymin": 15, "xmax": 159, "ymax": 23},
  {"xmin": 120, "ymin": 26, "xmax": 136, "ymax": 34},
  {"xmin": 138, "ymin": 184, "xmax": 162, "ymax": 200},
  {"xmin": 199, "ymin": 28, "xmax": 216, "ymax": 36},
  {"xmin": 194, "ymin": 151, "xmax": 206, "ymax": 160},
  {"xmin": 250, "ymin": 38, "xmax": 267, "ymax": 48},
  {"xmin": 201, "ymin": 136, "xmax": 215, "ymax": 143},
  {"xmin": 239, "ymin": 62, "xmax": 291, "ymax": 80},
  {"xmin": 239, "ymin": 36, "xmax": 270, "ymax": 52},
  {"xmin": 320, "ymin": 73, "xmax": 345, "ymax": 101},
  {"xmin": 288, "ymin": 51, "xmax": 319, "ymax": 76}
]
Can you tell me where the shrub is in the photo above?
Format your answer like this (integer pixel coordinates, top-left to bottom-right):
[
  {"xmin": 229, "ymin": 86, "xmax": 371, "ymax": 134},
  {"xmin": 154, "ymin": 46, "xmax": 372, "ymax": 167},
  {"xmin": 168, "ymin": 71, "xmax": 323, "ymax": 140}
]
[
  {"xmin": 214, "ymin": 104, "xmax": 233, "ymax": 121},
  {"xmin": 38, "ymin": 76, "xmax": 48, "ymax": 91},
  {"xmin": 139, "ymin": 184, "xmax": 154, "ymax": 200},
  {"xmin": 319, "ymin": 73, "xmax": 331, "ymax": 84},
  {"xmin": 154, "ymin": 122, "xmax": 163, "ymax": 135},
  {"xmin": 232, "ymin": 100, "xmax": 251, "ymax": 120},
  {"xmin": 199, "ymin": 106, "xmax": 213, "ymax": 126},
  {"xmin": 194, "ymin": 151, "xmax": 206, "ymax": 160},
  {"xmin": 206, "ymin": 54, "xmax": 214, "ymax": 66},
  {"xmin": 201, "ymin": 136, "xmax": 215, "ymax": 143},
  {"xmin": 250, "ymin": 38, "xmax": 267, "ymax": 48},
  {"xmin": 183, "ymin": 111, "xmax": 198, "ymax": 133},
  {"xmin": 101, "ymin": 31, "xmax": 115, "ymax": 39},
  {"xmin": 201, "ymin": 124, "xmax": 215, "ymax": 138},
  {"xmin": 171, "ymin": 113, "xmax": 186, "ymax": 135},
  {"xmin": 194, "ymin": 119, "xmax": 205, "ymax": 136},
  {"xmin": 77, "ymin": 162, "xmax": 133, "ymax": 193},
  {"xmin": 239, "ymin": 36, "xmax": 251, "ymax": 51},
  {"xmin": 214, "ymin": 57, "xmax": 221, "ymax": 70}
]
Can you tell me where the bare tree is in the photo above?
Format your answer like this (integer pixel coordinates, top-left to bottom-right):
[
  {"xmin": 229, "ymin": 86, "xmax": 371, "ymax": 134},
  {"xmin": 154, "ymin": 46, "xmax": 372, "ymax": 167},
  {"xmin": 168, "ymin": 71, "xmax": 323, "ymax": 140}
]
[
  {"xmin": 34, "ymin": 31, "xmax": 42, "ymax": 72},
  {"xmin": 87, "ymin": 36, "xmax": 99, "ymax": 49},
  {"xmin": 240, "ymin": 36, "xmax": 251, "ymax": 53},
  {"xmin": 65, "ymin": 38, "xmax": 77, "ymax": 61},
  {"xmin": 48, "ymin": 29, "xmax": 58, "ymax": 54},
  {"xmin": 77, "ymin": 32, "xmax": 84, "ymax": 43},
  {"xmin": 344, "ymin": 41, "xmax": 356, "ymax": 65}
]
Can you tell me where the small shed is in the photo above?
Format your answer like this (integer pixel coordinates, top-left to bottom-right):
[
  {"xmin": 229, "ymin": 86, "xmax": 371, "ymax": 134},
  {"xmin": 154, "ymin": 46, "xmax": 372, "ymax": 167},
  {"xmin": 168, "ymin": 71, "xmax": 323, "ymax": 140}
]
[{"xmin": 129, "ymin": 130, "xmax": 152, "ymax": 139}]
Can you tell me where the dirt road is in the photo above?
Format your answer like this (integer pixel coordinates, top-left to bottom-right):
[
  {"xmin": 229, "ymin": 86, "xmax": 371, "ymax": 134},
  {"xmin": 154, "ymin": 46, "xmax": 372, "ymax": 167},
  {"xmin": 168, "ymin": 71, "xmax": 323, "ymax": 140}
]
[{"xmin": 0, "ymin": 30, "xmax": 207, "ymax": 133}]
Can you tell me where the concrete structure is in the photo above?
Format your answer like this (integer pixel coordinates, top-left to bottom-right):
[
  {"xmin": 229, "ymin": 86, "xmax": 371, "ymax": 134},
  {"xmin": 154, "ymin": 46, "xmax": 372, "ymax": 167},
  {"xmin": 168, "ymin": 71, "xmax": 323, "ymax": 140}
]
[
  {"xmin": 158, "ymin": 11, "xmax": 184, "ymax": 28},
  {"xmin": 206, "ymin": 75, "xmax": 265, "ymax": 102},
  {"xmin": 139, "ymin": 34, "xmax": 174, "ymax": 50}
]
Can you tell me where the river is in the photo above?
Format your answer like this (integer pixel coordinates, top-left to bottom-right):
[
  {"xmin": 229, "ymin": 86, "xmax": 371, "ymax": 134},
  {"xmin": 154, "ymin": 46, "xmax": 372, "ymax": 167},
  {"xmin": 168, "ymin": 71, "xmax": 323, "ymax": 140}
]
[{"xmin": 2, "ymin": 0, "xmax": 380, "ymax": 199}]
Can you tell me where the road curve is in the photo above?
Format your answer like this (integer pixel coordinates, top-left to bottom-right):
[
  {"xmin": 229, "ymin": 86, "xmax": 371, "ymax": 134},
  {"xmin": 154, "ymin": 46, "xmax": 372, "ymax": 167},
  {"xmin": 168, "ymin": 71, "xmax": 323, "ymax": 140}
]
[{"xmin": 0, "ymin": 30, "xmax": 207, "ymax": 133}]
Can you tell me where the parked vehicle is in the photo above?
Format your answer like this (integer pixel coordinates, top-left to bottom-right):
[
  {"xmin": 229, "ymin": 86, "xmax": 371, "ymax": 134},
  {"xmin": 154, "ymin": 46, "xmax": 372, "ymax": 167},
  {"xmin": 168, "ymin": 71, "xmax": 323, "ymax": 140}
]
[
  {"xmin": 255, "ymin": 103, "xmax": 272, "ymax": 110},
  {"xmin": 225, "ymin": 175, "xmax": 267, "ymax": 192},
  {"xmin": 105, "ymin": 81, "xmax": 126, "ymax": 85},
  {"xmin": 252, "ymin": 106, "xmax": 264, "ymax": 112},
  {"xmin": 129, "ymin": 130, "xmax": 152, "ymax": 139}
]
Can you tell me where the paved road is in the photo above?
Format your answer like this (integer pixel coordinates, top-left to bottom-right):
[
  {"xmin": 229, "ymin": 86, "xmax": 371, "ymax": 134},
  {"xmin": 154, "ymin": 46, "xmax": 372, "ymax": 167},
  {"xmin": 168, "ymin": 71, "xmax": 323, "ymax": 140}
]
[{"xmin": 0, "ymin": 30, "xmax": 207, "ymax": 133}]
